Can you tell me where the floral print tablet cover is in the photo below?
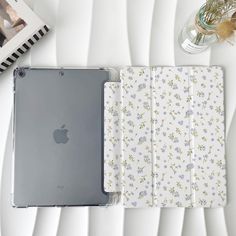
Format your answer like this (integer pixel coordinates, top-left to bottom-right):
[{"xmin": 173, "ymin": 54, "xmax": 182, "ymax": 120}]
[{"xmin": 104, "ymin": 66, "xmax": 226, "ymax": 208}]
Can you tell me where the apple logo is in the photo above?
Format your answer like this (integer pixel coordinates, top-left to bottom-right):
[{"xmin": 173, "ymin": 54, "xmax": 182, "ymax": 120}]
[{"xmin": 53, "ymin": 124, "xmax": 69, "ymax": 144}]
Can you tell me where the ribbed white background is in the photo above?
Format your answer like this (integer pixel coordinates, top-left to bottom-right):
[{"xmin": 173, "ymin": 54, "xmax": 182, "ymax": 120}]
[{"xmin": 0, "ymin": 0, "xmax": 236, "ymax": 235}]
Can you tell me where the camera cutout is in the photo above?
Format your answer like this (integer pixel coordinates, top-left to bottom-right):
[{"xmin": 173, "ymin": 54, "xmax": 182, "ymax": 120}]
[{"xmin": 17, "ymin": 68, "xmax": 26, "ymax": 78}]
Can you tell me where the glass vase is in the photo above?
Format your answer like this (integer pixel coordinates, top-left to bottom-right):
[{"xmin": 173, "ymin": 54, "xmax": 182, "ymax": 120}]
[{"xmin": 179, "ymin": 4, "xmax": 218, "ymax": 54}]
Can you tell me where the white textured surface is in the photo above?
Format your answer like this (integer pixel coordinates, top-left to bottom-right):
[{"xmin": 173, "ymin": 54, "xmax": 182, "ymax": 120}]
[{"xmin": 0, "ymin": 0, "xmax": 235, "ymax": 235}]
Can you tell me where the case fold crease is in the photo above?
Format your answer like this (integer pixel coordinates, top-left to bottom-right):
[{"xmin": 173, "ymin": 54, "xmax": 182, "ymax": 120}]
[{"xmin": 104, "ymin": 66, "xmax": 226, "ymax": 208}]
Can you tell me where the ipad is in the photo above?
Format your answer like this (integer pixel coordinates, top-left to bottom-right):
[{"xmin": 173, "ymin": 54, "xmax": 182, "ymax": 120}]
[{"xmin": 12, "ymin": 67, "xmax": 110, "ymax": 207}]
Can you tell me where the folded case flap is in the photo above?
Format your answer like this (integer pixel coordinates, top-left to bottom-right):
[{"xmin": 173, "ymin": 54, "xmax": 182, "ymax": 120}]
[
  {"xmin": 104, "ymin": 82, "xmax": 122, "ymax": 193},
  {"xmin": 104, "ymin": 66, "xmax": 226, "ymax": 208}
]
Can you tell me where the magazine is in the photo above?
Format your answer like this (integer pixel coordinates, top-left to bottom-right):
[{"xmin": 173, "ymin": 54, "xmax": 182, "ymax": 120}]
[{"xmin": 0, "ymin": 0, "xmax": 49, "ymax": 74}]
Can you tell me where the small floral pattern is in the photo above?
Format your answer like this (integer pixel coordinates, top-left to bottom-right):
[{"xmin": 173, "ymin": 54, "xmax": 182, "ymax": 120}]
[
  {"xmin": 104, "ymin": 66, "xmax": 226, "ymax": 208},
  {"xmin": 121, "ymin": 67, "xmax": 154, "ymax": 207},
  {"xmin": 104, "ymin": 82, "xmax": 122, "ymax": 192}
]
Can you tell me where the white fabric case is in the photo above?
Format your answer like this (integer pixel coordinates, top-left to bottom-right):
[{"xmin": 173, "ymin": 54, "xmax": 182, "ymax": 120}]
[{"xmin": 104, "ymin": 66, "xmax": 226, "ymax": 208}]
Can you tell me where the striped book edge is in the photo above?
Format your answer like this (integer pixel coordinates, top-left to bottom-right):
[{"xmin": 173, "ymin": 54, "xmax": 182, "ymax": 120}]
[{"xmin": 0, "ymin": 25, "xmax": 49, "ymax": 74}]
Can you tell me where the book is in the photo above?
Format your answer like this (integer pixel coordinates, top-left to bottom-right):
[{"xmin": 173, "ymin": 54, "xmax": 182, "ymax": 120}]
[{"xmin": 0, "ymin": 0, "xmax": 49, "ymax": 74}]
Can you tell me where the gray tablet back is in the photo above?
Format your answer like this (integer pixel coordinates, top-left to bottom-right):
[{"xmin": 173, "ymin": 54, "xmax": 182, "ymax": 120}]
[{"xmin": 13, "ymin": 68, "xmax": 110, "ymax": 207}]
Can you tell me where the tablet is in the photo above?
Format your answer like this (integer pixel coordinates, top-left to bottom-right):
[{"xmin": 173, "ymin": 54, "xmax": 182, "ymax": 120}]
[{"xmin": 13, "ymin": 67, "xmax": 110, "ymax": 207}]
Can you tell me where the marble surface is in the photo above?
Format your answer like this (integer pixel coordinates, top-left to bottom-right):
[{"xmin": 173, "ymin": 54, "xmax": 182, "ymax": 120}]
[{"xmin": 0, "ymin": 0, "xmax": 235, "ymax": 235}]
